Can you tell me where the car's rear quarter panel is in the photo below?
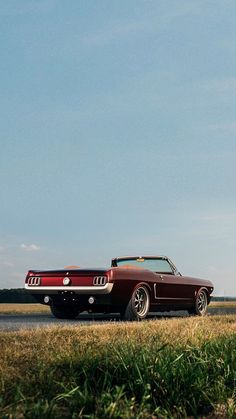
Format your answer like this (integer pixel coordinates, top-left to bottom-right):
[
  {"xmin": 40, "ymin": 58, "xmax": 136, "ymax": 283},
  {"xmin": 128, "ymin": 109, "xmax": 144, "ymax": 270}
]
[{"xmin": 110, "ymin": 267, "xmax": 156, "ymax": 305}]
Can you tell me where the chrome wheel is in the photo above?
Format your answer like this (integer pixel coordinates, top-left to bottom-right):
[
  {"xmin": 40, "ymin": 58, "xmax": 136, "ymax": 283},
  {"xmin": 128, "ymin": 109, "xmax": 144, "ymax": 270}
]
[
  {"xmin": 134, "ymin": 287, "xmax": 149, "ymax": 317},
  {"xmin": 196, "ymin": 290, "xmax": 208, "ymax": 315},
  {"xmin": 188, "ymin": 289, "xmax": 208, "ymax": 316},
  {"xmin": 121, "ymin": 285, "xmax": 150, "ymax": 321}
]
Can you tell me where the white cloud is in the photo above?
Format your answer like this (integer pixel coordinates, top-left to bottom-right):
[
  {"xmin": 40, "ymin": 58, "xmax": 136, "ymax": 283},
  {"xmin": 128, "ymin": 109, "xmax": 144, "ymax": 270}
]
[
  {"xmin": 20, "ymin": 243, "xmax": 40, "ymax": 252},
  {"xmin": 0, "ymin": 1, "xmax": 56, "ymax": 17},
  {"xmin": 201, "ymin": 77, "xmax": 236, "ymax": 93},
  {"xmin": 11, "ymin": 272, "xmax": 23, "ymax": 279},
  {"xmin": 208, "ymin": 122, "xmax": 236, "ymax": 134},
  {"xmin": 201, "ymin": 213, "xmax": 236, "ymax": 222},
  {"xmin": 0, "ymin": 261, "xmax": 14, "ymax": 267},
  {"xmin": 83, "ymin": 2, "xmax": 200, "ymax": 47}
]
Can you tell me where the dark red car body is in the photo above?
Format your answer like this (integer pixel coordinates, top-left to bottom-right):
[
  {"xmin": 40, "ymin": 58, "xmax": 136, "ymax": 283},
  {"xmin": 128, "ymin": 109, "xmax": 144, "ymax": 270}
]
[{"xmin": 25, "ymin": 256, "xmax": 214, "ymax": 320}]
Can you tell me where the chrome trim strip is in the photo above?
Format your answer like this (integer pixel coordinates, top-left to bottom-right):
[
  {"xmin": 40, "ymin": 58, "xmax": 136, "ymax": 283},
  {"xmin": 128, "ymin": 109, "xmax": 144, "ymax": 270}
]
[
  {"xmin": 154, "ymin": 283, "xmax": 158, "ymax": 299},
  {"xmin": 154, "ymin": 297, "xmax": 192, "ymax": 300},
  {"xmin": 25, "ymin": 283, "xmax": 114, "ymax": 295}
]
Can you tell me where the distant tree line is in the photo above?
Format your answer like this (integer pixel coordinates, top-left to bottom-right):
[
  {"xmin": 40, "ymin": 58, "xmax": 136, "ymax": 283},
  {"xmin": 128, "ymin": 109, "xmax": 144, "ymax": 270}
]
[
  {"xmin": 212, "ymin": 296, "xmax": 236, "ymax": 301},
  {"xmin": 0, "ymin": 289, "xmax": 37, "ymax": 303}
]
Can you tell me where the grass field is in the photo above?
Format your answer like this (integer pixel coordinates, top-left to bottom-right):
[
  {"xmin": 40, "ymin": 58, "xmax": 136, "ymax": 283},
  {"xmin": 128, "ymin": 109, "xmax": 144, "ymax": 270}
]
[
  {"xmin": 0, "ymin": 303, "xmax": 50, "ymax": 314},
  {"xmin": 0, "ymin": 315, "xmax": 235, "ymax": 418},
  {"xmin": 209, "ymin": 301, "xmax": 236, "ymax": 308}
]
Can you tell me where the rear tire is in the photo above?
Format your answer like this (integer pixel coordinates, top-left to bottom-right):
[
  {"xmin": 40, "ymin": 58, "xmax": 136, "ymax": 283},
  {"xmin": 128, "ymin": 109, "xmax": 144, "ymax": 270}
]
[
  {"xmin": 121, "ymin": 285, "xmax": 150, "ymax": 321},
  {"xmin": 188, "ymin": 289, "xmax": 208, "ymax": 316},
  {"xmin": 50, "ymin": 304, "xmax": 79, "ymax": 319}
]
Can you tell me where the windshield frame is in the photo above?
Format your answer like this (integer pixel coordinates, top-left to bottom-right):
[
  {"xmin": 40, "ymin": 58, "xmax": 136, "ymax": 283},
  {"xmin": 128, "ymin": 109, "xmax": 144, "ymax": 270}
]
[{"xmin": 111, "ymin": 256, "xmax": 179, "ymax": 275}]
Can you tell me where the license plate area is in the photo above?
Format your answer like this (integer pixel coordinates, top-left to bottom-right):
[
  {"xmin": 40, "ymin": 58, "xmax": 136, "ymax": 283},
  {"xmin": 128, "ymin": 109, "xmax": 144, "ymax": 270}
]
[{"xmin": 58, "ymin": 290, "xmax": 78, "ymax": 303}]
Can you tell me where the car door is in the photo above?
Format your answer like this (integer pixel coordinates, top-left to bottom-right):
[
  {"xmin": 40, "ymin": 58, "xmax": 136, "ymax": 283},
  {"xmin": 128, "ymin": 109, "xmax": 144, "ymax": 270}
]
[{"xmin": 152, "ymin": 259, "xmax": 192, "ymax": 306}]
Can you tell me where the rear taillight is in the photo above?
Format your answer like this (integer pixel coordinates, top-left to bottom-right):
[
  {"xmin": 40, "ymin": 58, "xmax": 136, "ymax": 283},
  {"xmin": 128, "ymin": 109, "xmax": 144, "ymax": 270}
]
[
  {"xmin": 93, "ymin": 276, "xmax": 107, "ymax": 286},
  {"xmin": 27, "ymin": 276, "xmax": 41, "ymax": 286}
]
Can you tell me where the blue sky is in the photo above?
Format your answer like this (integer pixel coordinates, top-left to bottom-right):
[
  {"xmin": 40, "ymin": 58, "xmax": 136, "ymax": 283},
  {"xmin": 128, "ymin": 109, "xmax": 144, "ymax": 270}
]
[{"xmin": 0, "ymin": 0, "xmax": 236, "ymax": 295}]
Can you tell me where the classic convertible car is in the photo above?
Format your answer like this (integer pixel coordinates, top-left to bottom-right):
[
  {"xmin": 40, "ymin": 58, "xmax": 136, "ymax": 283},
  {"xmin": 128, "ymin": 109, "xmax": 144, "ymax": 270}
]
[{"xmin": 25, "ymin": 256, "xmax": 214, "ymax": 320}]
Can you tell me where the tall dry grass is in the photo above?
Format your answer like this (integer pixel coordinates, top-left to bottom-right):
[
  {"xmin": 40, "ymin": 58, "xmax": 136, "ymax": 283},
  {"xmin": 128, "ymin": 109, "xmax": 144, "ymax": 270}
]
[{"xmin": 0, "ymin": 315, "xmax": 235, "ymax": 418}]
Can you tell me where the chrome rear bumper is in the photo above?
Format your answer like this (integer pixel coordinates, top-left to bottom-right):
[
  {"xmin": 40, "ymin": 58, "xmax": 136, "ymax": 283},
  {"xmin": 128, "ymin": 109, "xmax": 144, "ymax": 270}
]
[{"xmin": 25, "ymin": 283, "xmax": 114, "ymax": 295}]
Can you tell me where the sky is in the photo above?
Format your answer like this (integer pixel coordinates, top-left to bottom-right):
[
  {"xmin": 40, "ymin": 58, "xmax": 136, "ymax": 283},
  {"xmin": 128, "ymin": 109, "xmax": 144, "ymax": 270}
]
[{"xmin": 0, "ymin": 0, "xmax": 236, "ymax": 295}]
